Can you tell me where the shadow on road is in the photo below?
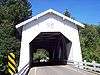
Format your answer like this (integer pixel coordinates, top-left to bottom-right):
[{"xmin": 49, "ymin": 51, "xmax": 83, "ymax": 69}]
[{"xmin": 30, "ymin": 60, "xmax": 67, "ymax": 67}]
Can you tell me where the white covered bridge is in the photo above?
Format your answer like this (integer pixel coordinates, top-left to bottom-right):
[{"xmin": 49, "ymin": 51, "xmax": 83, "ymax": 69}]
[{"xmin": 15, "ymin": 9, "xmax": 97, "ymax": 75}]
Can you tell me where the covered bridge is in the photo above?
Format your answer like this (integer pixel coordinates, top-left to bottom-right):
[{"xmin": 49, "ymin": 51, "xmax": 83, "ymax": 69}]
[{"xmin": 16, "ymin": 9, "xmax": 84, "ymax": 72}]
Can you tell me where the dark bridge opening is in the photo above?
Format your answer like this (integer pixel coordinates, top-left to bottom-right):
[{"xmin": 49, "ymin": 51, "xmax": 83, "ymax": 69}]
[{"xmin": 29, "ymin": 32, "xmax": 72, "ymax": 67}]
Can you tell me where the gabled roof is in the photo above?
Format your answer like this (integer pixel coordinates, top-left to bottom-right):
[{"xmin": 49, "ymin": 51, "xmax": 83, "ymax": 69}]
[{"xmin": 16, "ymin": 9, "xmax": 84, "ymax": 28}]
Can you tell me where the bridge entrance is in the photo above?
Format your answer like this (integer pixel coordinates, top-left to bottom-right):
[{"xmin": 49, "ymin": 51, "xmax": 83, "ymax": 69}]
[{"xmin": 29, "ymin": 32, "xmax": 72, "ymax": 67}]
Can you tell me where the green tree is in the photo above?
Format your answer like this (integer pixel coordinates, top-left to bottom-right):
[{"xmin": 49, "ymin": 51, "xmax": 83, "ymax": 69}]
[
  {"xmin": 79, "ymin": 24, "xmax": 100, "ymax": 63},
  {"xmin": 33, "ymin": 49, "xmax": 49, "ymax": 62},
  {"xmin": 95, "ymin": 25, "xmax": 100, "ymax": 35},
  {"xmin": 63, "ymin": 9, "xmax": 100, "ymax": 63},
  {"xmin": 0, "ymin": 0, "xmax": 32, "ymax": 73},
  {"xmin": 0, "ymin": 51, "xmax": 3, "ymax": 70},
  {"xmin": 63, "ymin": 9, "xmax": 71, "ymax": 18},
  {"xmin": 63, "ymin": 9, "xmax": 75, "ymax": 19}
]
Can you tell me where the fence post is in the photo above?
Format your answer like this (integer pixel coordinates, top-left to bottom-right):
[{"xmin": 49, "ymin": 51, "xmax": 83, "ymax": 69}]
[
  {"xmin": 92, "ymin": 60, "xmax": 96, "ymax": 71},
  {"xmin": 84, "ymin": 60, "xmax": 87, "ymax": 69},
  {"xmin": 77, "ymin": 62, "xmax": 80, "ymax": 71}
]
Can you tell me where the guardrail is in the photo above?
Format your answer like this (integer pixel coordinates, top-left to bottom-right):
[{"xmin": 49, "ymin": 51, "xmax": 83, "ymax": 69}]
[
  {"xmin": 67, "ymin": 60, "xmax": 100, "ymax": 73},
  {"xmin": 15, "ymin": 60, "xmax": 100, "ymax": 75},
  {"xmin": 82, "ymin": 60, "xmax": 100, "ymax": 72},
  {"xmin": 15, "ymin": 63, "xmax": 29, "ymax": 75}
]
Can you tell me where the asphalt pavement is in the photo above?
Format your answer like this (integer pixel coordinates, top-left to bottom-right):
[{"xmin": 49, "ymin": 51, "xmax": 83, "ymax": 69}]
[{"xmin": 28, "ymin": 65, "xmax": 96, "ymax": 75}]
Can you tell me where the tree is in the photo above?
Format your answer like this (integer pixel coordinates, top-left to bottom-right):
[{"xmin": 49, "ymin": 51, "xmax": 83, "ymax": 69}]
[
  {"xmin": 95, "ymin": 25, "xmax": 100, "ymax": 35},
  {"xmin": 63, "ymin": 9, "xmax": 75, "ymax": 20},
  {"xmin": 63, "ymin": 9, "xmax": 100, "ymax": 63},
  {"xmin": 0, "ymin": 51, "xmax": 3, "ymax": 70},
  {"xmin": 63, "ymin": 9, "xmax": 71, "ymax": 18},
  {"xmin": 33, "ymin": 49, "xmax": 49, "ymax": 62},
  {"xmin": 0, "ymin": 0, "xmax": 32, "ymax": 73},
  {"xmin": 79, "ymin": 24, "xmax": 100, "ymax": 63},
  {"xmin": 0, "ymin": 0, "xmax": 32, "ymax": 25}
]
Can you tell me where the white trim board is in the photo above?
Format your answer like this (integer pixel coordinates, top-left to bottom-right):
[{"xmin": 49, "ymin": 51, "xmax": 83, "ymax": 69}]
[{"xmin": 16, "ymin": 9, "xmax": 85, "ymax": 29}]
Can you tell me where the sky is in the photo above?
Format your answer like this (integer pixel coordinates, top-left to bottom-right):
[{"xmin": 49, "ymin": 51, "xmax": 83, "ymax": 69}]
[{"xmin": 29, "ymin": 0, "xmax": 100, "ymax": 24}]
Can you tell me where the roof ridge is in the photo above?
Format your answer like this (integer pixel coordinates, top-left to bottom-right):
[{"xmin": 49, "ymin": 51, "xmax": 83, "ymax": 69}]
[{"xmin": 16, "ymin": 9, "xmax": 84, "ymax": 28}]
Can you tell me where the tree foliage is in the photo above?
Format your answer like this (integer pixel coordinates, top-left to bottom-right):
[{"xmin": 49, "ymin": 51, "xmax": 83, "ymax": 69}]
[
  {"xmin": 63, "ymin": 9, "xmax": 75, "ymax": 19},
  {"xmin": 0, "ymin": 0, "xmax": 32, "ymax": 73},
  {"xmin": 63, "ymin": 9, "xmax": 100, "ymax": 63},
  {"xmin": 79, "ymin": 24, "xmax": 100, "ymax": 63},
  {"xmin": 63, "ymin": 9, "xmax": 71, "ymax": 18},
  {"xmin": 0, "ymin": 0, "xmax": 32, "ymax": 25},
  {"xmin": 33, "ymin": 49, "xmax": 49, "ymax": 62}
]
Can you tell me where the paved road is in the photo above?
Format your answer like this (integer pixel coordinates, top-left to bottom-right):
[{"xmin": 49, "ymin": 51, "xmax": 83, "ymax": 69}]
[{"xmin": 28, "ymin": 65, "xmax": 96, "ymax": 75}]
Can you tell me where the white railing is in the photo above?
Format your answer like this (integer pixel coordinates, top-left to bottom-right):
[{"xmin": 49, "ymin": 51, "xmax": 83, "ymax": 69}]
[
  {"xmin": 15, "ymin": 60, "xmax": 100, "ymax": 75},
  {"xmin": 15, "ymin": 63, "xmax": 29, "ymax": 75},
  {"xmin": 67, "ymin": 60, "xmax": 100, "ymax": 73},
  {"xmin": 82, "ymin": 60, "xmax": 100, "ymax": 72}
]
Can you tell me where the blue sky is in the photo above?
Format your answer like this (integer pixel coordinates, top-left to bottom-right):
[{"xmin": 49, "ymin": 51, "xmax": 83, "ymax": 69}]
[{"xmin": 29, "ymin": 0, "xmax": 100, "ymax": 24}]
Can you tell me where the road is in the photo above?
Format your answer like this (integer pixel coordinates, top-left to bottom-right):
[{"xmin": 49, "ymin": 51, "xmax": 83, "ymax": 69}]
[{"xmin": 28, "ymin": 65, "xmax": 96, "ymax": 75}]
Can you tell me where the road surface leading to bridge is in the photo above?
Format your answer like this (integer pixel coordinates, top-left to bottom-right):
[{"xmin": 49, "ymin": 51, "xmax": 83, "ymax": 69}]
[{"xmin": 28, "ymin": 65, "xmax": 96, "ymax": 75}]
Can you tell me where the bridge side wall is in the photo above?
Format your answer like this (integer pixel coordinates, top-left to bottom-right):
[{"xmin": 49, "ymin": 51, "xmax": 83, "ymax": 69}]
[{"xmin": 18, "ymin": 13, "xmax": 82, "ymax": 71}]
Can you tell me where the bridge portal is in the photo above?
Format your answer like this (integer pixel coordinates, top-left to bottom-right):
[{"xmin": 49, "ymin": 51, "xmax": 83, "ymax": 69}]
[
  {"xmin": 30, "ymin": 32, "xmax": 71, "ymax": 67},
  {"xmin": 16, "ymin": 9, "xmax": 84, "ymax": 72}
]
